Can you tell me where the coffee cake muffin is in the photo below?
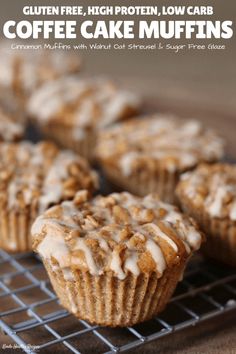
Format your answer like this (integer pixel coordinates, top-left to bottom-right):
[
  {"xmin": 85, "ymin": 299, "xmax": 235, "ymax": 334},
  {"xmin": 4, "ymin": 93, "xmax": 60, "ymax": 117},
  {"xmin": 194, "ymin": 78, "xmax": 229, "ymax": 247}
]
[
  {"xmin": 28, "ymin": 77, "xmax": 140, "ymax": 160},
  {"xmin": 177, "ymin": 163, "xmax": 236, "ymax": 266},
  {"xmin": 32, "ymin": 191, "xmax": 203, "ymax": 327},
  {"xmin": 0, "ymin": 41, "xmax": 81, "ymax": 106},
  {"xmin": 0, "ymin": 85, "xmax": 25, "ymax": 140},
  {"xmin": 0, "ymin": 141, "xmax": 98, "ymax": 252},
  {"xmin": 96, "ymin": 115, "xmax": 224, "ymax": 203}
]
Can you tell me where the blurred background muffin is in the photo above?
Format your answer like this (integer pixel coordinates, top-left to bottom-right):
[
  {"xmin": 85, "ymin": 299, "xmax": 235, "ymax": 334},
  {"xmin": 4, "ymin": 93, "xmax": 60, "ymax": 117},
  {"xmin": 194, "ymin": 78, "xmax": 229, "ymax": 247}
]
[
  {"xmin": 0, "ymin": 85, "xmax": 25, "ymax": 139},
  {"xmin": 96, "ymin": 115, "xmax": 224, "ymax": 202},
  {"xmin": 28, "ymin": 76, "xmax": 140, "ymax": 160},
  {"xmin": 0, "ymin": 41, "xmax": 81, "ymax": 107}
]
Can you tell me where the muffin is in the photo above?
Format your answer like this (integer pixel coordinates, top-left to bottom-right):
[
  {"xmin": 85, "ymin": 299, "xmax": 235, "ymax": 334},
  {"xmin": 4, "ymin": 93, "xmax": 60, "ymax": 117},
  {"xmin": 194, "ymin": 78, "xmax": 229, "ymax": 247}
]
[
  {"xmin": 0, "ymin": 141, "xmax": 98, "ymax": 252},
  {"xmin": 27, "ymin": 76, "xmax": 140, "ymax": 160},
  {"xmin": 96, "ymin": 115, "xmax": 224, "ymax": 203},
  {"xmin": 0, "ymin": 41, "xmax": 81, "ymax": 106},
  {"xmin": 31, "ymin": 191, "xmax": 203, "ymax": 327},
  {"xmin": 0, "ymin": 85, "xmax": 25, "ymax": 140},
  {"xmin": 176, "ymin": 163, "xmax": 236, "ymax": 266}
]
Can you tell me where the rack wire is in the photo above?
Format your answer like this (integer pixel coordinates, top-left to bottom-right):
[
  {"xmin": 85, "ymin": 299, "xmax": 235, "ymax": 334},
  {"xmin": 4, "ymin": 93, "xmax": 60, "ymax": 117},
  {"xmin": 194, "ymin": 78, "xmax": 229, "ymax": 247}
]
[{"xmin": 0, "ymin": 249, "xmax": 236, "ymax": 353}]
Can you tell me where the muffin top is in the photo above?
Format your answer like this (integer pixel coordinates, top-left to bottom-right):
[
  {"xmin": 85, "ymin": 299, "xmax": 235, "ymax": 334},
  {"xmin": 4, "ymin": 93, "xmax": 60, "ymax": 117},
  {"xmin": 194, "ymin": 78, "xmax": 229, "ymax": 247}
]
[
  {"xmin": 28, "ymin": 77, "xmax": 140, "ymax": 129},
  {"xmin": 32, "ymin": 191, "xmax": 202, "ymax": 280},
  {"xmin": 177, "ymin": 163, "xmax": 236, "ymax": 221},
  {"xmin": 96, "ymin": 115, "xmax": 224, "ymax": 174},
  {"xmin": 0, "ymin": 141, "xmax": 98, "ymax": 212},
  {"xmin": 0, "ymin": 42, "xmax": 81, "ymax": 95}
]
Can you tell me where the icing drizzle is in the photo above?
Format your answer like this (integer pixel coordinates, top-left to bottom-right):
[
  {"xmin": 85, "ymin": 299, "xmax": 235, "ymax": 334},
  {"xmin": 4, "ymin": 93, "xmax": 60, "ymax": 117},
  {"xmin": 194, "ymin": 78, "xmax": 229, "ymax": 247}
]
[
  {"xmin": 97, "ymin": 115, "xmax": 224, "ymax": 172},
  {"xmin": 28, "ymin": 77, "xmax": 140, "ymax": 129},
  {"xmin": 32, "ymin": 191, "xmax": 202, "ymax": 280},
  {"xmin": 0, "ymin": 141, "xmax": 98, "ymax": 212},
  {"xmin": 178, "ymin": 163, "xmax": 236, "ymax": 221}
]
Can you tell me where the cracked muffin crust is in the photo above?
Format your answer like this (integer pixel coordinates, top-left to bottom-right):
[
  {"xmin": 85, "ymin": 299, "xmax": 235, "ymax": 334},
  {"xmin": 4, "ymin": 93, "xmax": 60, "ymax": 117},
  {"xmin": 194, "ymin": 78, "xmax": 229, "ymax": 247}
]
[
  {"xmin": 0, "ymin": 141, "xmax": 98, "ymax": 252},
  {"xmin": 28, "ymin": 76, "xmax": 140, "ymax": 160},
  {"xmin": 96, "ymin": 115, "xmax": 224, "ymax": 203},
  {"xmin": 32, "ymin": 191, "xmax": 203, "ymax": 326},
  {"xmin": 177, "ymin": 163, "xmax": 236, "ymax": 266}
]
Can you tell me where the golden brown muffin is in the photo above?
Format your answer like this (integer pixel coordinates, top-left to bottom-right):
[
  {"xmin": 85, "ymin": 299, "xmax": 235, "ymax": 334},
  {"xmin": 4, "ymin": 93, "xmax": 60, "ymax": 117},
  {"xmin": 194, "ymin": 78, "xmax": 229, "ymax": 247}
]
[
  {"xmin": 96, "ymin": 115, "xmax": 224, "ymax": 203},
  {"xmin": 0, "ymin": 141, "xmax": 98, "ymax": 252},
  {"xmin": 28, "ymin": 76, "xmax": 140, "ymax": 160},
  {"xmin": 176, "ymin": 163, "xmax": 236, "ymax": 266},
  {"xmin": 31, "ymin": 191, "xmax": 203, "ymax": 327},
  {"xmin": 0, "ymin": 41, "xmax": 81, "ymax": 106}
]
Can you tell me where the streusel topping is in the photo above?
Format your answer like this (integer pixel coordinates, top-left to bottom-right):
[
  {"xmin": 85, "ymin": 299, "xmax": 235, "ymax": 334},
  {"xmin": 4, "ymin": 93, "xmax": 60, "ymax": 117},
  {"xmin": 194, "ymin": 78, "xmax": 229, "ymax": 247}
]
[
  {"xmin": 0, "ymin": 142, "xmax": 98, "ymax": 212},
  {"xmin": 177, "ymin": 163, "xmax": 236, "ymax": 221},
  {"xmin": 96, "ymin": 115, "xmax": 224, "ymax": 173},
  {"xmin": 28, "ymin": 77, "xmax": 140, "ymax": 129},
  {"xmin": 32, "ymin": 191, "xmax": 202, "ymax": 280}
]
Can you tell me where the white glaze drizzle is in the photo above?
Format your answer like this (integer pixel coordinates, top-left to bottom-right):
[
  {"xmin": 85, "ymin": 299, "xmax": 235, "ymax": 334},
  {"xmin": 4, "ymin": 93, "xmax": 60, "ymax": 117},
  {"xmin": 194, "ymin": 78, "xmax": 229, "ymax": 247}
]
[
  {"xmin": 145, "ymin": 223, "xmax": 178, "ymax": 252},
  {"xmin": 32, "ymin": 192, "xmax": 202, "ymax": 280},
  {"xmin": 146, "ymin": 239, "xmax": 166, "ymax": 277},
  {"xmin": 124, "ymin": 252, "xmax": 140, "ymax": 277},
  {"xmin": 2, "ymin": 142, "xmax": 96, "ymax": 212},
  {"xmin": 207, "ymin": 186, "xmax": 228, "ymax": 218},
  {"xmin": 74, "ymin": 239, "xmax": 101, "ymax": 276},
  {"xmin": 179, "ymin": 165, "xmax": 236, "ymax": 222},
  {"xmin": 39, "ymin": 151, "xmax": 76, "ymax": 212},
  {"xmin": 37, "ymin": 233, "xmax": 70, "ymax": 268},
  {"xmin": 97, "ymin": 116, "xmax": 224, "ymax": 172},
  {"xmin": 110, "ymin": 250, "xmax": 126, "ymax": 280},
  {"xmin": 28, "ymin": 77, "xmax": 139, "ymax": 129}
]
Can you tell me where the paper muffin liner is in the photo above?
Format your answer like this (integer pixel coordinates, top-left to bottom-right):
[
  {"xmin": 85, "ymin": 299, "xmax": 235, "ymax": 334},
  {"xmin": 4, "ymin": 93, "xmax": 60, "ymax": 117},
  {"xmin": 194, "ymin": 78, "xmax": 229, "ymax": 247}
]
[
  {"xmin": 0, "ymin": 208, "xmax": 34, "ymax": 252},
  {"xmin": 178, "ymin": 196, "xmax": 236, "ymax": 267},
  {"xmin": 199, "ymin": 212, "xmax": 236, "ymax": 267},
  {"xmin": 43, "ymin": 257, "xmax": 187, "ymax": 327},
  {"xmin": 39, "ymin": 122, "xmax": 95, "ymax": 161},
  {"xmin": 101, "ymin": 165, "xmax": 179, "ymax": 204}
]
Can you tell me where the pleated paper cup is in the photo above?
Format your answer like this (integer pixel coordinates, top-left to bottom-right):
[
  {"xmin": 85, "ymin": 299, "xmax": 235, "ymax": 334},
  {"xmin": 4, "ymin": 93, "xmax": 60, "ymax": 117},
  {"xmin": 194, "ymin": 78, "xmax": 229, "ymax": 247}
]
[
  {"xmin": 0, "ymin": 208, "xmax": 36, "ymax": 252},
  {"xmin": 101, "ymin": 164, "xmax": 180, "ymax": 204},
  {"xmin": 39, "ymin": 123, "xmax": 95, "ymax": 161},
  {"xmin": 177, "ymin": 193, "xmax": 236, "ymax": 267},
  {"xmin": 43, "ymin": 257, "xmax": 187, "ymax": 327}
]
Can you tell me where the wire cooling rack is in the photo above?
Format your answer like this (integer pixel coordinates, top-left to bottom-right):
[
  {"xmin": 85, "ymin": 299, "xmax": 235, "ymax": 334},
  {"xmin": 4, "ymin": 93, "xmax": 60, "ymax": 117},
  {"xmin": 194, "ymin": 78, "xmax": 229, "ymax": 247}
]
[{"xmin": 0, "ymin": 250, "xmax": 236, "ymax": 354}]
